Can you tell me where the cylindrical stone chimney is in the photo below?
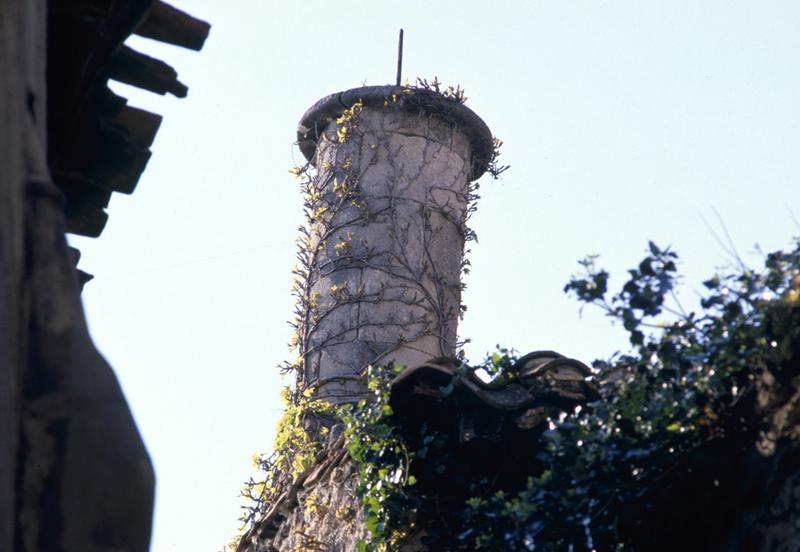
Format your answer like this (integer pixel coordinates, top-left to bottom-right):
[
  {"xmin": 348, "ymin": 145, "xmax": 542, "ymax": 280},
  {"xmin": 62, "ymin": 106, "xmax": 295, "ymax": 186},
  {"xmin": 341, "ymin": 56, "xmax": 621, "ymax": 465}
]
[{"xmin": 294, "ymin": 85, "xmax": 493, "ymax": 403}]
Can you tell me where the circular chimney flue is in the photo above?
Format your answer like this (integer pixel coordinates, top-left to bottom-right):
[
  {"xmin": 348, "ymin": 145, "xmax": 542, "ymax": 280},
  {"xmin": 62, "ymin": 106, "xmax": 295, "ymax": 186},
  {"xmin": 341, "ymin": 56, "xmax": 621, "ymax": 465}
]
[{"xmin": 293, "ymin": 85, "xmax": 494, "ymax": 403}]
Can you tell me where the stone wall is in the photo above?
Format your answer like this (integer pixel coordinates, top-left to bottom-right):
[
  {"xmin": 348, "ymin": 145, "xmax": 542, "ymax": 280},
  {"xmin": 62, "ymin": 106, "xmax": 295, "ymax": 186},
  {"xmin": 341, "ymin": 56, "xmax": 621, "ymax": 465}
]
[
  {"xmin": 0, "ymin": 2, "xmax": 156, "ymax": 543},
  {"xmin": 0, "ymin": 1, "xmax": 40, "ymax": 547},
  {"xmin": 239, "ymin": 436, "xmax": 367, "ymax": 552}
]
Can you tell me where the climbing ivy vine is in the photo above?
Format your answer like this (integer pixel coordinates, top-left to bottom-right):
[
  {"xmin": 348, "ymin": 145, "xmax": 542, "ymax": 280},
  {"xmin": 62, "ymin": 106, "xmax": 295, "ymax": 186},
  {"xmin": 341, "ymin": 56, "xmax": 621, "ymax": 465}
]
[{"xmin": 338, "ymin": 365, "xmax": 416, "ymax": 552}]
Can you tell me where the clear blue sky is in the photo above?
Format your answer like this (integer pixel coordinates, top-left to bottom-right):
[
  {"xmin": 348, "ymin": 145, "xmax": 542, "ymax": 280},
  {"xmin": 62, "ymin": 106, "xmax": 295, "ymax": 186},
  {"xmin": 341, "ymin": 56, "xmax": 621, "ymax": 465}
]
[{"xmin": 69, "ymin": 1, "xmax": 800, "ymax": 550}]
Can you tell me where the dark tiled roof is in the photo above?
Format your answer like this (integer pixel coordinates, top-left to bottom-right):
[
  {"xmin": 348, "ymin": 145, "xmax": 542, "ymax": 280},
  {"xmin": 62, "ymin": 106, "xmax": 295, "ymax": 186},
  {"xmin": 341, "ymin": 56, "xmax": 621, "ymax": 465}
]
[
  {"xmin": 387, "ymin": 351, "xmax": 599, "ymax": 504},
  {"xmin": 390, "ymin": 351, "xmax": 598, "ymax": 428}
]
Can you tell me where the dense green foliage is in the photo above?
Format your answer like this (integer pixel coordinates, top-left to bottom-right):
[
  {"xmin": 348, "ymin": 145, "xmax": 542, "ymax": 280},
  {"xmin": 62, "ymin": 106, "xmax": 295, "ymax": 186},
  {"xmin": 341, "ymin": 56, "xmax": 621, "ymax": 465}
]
[{"xmin": 340, "ymin": 240, "xmax": 800, "ymax": 551}]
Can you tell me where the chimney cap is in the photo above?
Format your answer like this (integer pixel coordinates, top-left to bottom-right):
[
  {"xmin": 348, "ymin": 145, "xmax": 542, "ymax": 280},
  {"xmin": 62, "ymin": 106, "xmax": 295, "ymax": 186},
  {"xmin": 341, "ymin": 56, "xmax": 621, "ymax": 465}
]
[{"xmin": 297, "ymin": 85, "xmax": 494, "ymax": 181}]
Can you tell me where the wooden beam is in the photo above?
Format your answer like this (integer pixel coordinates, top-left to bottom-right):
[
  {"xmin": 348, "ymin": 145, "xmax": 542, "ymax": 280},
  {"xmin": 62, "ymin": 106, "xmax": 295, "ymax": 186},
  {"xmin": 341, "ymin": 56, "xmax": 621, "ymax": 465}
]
[
  {"xmin": 61, "ymin": 178, "xmax": 111, "ymax": 237},
  {"xmin": 64, "ymin": 207, "xmax": 109, "ymax": 238},
  {"xmin": 135, "ymin": 1, "xmax": 210, "ymax": 51},
  {"xmin": 52, "ymin": 105, "xmax": 155, "ymax": 196},
  {"xmin": 107, "ymin": 45, "xmax": 188, "ymax": 98},
  {"xmin": 112, "ymin": 104, "xmax": 162, "ymax": 149}
]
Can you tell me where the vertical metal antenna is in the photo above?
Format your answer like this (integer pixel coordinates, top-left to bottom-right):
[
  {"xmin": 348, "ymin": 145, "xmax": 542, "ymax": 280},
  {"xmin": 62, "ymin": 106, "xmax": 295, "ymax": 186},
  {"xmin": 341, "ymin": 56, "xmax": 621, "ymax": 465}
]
[{"xmin": 396, "ymin": 29, "xmax": 404, "ymax": 86}]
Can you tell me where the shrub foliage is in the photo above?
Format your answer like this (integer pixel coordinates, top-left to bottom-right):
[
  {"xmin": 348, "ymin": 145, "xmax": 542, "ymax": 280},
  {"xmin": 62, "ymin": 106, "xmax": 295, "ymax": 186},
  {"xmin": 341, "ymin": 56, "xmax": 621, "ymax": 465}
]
[{"xmin": 338, "ymin": 240, "xmax": 800, "ymax": 551}]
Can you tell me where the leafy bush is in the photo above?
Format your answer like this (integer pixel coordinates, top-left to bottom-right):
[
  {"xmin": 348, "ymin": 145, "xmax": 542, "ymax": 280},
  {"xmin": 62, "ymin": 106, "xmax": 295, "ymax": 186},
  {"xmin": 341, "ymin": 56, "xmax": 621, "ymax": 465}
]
[{"xmin": 340, "ymin": 239, "xmax": 800, "ymax": 551}]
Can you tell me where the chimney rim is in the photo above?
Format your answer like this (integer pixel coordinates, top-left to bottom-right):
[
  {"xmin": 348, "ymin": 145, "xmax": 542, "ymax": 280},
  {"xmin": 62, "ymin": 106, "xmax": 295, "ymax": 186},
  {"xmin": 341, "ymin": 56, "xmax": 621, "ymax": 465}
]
[{"xmin": 296, "ymin": 85, "xmax": 494, "ymax": 181}]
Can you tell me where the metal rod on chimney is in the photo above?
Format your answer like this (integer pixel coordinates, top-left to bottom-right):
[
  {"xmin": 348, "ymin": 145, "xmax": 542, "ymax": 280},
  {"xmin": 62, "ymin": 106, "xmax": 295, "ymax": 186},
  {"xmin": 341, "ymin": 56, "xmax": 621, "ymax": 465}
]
[{"xmin": 396, "ymin": 29, "xmax": 404, "ymax": 86}]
